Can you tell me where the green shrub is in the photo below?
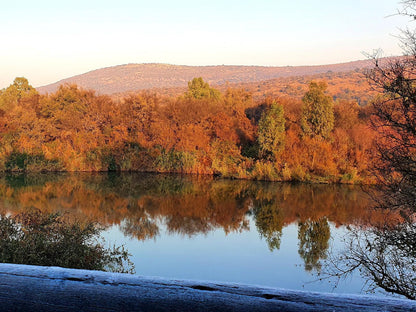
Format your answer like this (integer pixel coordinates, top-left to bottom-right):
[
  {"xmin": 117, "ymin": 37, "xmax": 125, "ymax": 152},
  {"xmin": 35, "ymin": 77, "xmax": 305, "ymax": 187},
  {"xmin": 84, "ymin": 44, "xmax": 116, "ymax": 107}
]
[
  {"xmin": 5, "ymin": 152, "xmax": 62, "ymax": 172},
  {"xmin": 155, "ymin": 149, "xmax": 196, "ymax": 173},
  {"xmin": 251, "ymin": 161, "xmax": 280, "ymax": 181},
  {"xmin": 5, "ymin": 152, "xmax": 28, "ymax": 171},
  {"xmin": 340, "ymin": 168, "xmax": 359, "ymax": 184},
  {"xmin": 291, "ymin": 165, "xmax": 308, "ymax": 181}
]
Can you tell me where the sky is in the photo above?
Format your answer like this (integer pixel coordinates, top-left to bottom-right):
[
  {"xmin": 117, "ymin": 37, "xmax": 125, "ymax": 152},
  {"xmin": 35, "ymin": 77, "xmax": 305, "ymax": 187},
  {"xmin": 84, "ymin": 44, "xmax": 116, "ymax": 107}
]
[{"xmin": 0, "ymin": 0, "xmax": 410, "ymax": 89}]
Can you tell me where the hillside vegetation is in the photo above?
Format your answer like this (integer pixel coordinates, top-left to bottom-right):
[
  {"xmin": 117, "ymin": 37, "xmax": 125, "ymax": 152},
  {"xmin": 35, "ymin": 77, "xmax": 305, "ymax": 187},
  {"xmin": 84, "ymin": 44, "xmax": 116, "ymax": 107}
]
[{"xmin": 37, "ymin": 60, "xmax": 376, "ymax": 95}]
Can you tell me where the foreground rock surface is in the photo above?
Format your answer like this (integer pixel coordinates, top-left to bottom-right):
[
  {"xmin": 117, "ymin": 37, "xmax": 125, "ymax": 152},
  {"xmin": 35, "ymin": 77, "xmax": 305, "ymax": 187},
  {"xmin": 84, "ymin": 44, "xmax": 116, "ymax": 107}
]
[{"xmin": 0, "ymin": 263, "xmax": 415, "ymax": 311}]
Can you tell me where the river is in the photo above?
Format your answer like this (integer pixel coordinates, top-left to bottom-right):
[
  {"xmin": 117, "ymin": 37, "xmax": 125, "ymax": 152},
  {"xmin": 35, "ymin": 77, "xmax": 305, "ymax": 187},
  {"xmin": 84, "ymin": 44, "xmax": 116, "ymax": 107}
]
[{"xmin": 0, "ymin": 172, "xmax": 409, "ymax": 298}]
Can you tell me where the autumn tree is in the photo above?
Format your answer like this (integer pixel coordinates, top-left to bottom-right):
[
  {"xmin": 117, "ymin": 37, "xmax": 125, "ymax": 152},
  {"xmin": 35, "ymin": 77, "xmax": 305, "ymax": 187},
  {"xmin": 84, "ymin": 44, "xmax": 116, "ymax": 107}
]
[
  {"xmin": 334, "ymin": 100, "xmax": 360, "ymax": 130},
  {"xmin": 301, "ymin": 81, "xmax": 334, "ymax": 139},
  {"xmin": 122, "ymin": 92, "xmax": 160, "ymax": 146},
  {"xmin": 257, "ymin": 102, "xmax": 285, "ymax": 160}
]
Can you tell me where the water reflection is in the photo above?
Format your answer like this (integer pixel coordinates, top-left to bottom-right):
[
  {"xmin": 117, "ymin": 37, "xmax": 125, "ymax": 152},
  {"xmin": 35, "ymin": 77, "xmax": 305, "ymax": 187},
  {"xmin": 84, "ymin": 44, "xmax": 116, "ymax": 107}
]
[
  {"xmin": 325, "ymin": 220, "xmax": 416, "ymax": 299},
  {"xmin": 0, "ymin": 173, "xmax": 385, "ymax": 242},
  {"xmin": 0, "ymin": 208, "xmax": 134, "ymax": 273},
  {"xmin": 298, "ymin": 217, "xmax": 330, "ymax": 272},
  {"xmin": 0, "ymin": 172, "xmax": 409, "ymax": 296},
  {"xmin": 251, "ymin": 200, "xmax": 283, "ymax": 251}
]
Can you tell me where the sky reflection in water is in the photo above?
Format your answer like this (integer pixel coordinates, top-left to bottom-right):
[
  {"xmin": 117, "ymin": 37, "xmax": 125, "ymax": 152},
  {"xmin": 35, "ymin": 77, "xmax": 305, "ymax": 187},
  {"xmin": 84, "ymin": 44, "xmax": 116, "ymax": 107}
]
[{"xmin": 106, "ymin": 218, "xmax": 365, "ymax": 295}]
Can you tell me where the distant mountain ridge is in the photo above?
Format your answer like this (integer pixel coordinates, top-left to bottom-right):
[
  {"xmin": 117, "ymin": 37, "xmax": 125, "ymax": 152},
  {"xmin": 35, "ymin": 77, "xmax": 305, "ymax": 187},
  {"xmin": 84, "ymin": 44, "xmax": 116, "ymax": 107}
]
[{"xmin": 36, "ymin": 60, "xmax": 378, "ymax": 95}]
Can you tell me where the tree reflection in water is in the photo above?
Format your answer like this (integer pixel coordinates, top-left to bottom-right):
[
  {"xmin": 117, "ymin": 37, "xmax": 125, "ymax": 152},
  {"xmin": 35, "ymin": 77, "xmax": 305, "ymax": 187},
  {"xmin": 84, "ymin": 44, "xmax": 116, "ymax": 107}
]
[
  {"xmin": 120, "ymin": 215, "xmax": 160, "ymax": 241},
  {"xmin": 324, "ymin": 220, "xmax": 416, "ymax": 300},
  {"xmin": 0, "ymin": 208, "xmax": 135, "ymax": 273},
  {"xmin": 2, "ymin": 172, "xmax": 409, "ymax": 296},
  {"xmin": 251, "ymin": 200, "xmax": 283, "ymax": 251},
  {"xmin": 298, "ymin": 217, "xmax": 330, "ymax": 272}
]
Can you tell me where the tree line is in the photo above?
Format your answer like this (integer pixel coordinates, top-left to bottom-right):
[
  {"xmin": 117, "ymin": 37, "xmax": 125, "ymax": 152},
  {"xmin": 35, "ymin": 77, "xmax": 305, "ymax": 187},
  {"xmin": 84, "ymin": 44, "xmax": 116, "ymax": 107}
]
[{"xmin": 0, "ymin": 76, "xmax": 376, "ymax": 183}]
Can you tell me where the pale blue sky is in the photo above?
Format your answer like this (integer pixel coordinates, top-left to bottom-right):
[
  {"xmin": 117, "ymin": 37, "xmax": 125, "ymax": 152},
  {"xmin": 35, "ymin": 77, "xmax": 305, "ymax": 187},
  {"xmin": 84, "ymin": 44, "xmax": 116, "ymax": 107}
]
[{"xmin": 0, "ymin": 0, "xmax": 409, "ymax": 88}]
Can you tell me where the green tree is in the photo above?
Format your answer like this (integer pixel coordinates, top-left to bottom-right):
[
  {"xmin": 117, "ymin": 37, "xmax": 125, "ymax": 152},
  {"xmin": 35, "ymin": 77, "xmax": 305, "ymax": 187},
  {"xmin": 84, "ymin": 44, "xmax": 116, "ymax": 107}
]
[
  {"xmin": 0, "ymin": 77, "xmax": 38, "ymax": 111},
  {"xmin": 257, "ymin": 102, "xmax": 285, "ymax": 160},
  {"xmin": 185, "ymin": 77, "xmax": 221, "ymax": 100},
  {"xmin": 301, "ymin": 81, "xmax": 334, "ymax": 139}
]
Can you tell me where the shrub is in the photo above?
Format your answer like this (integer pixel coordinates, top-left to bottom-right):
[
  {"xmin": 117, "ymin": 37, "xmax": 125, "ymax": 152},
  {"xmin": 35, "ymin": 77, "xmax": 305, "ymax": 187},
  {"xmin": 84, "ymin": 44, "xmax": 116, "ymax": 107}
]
[
  {"xmin": 210, "ymin": 140, "xmax": 243, "ymax": 178},
  {"xmin": 282, "ymin": 164, "xmax": 292, "ymax": 181},
  {"xmin": 154, "ymin": 149, "xmax": 196, "ymax": 173},
  {"xmin": 251, "ymin": 161, "xmax": 280, "ymax": 181},
  {"xmin": 5, "ymin": 152, "xmax": 62, "ymax": 172},
  {"xmin": 291, "ymin": 165, "xmax": 308, "ymax": 181},
  {"xmin": 5, "ymin": 152, "xmax": 28, "ymax": 171}
]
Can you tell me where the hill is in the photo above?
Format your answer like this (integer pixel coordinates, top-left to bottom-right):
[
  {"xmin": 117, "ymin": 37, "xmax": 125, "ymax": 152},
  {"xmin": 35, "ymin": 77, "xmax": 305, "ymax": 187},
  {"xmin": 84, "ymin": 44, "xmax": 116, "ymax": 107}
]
[
  {"xmin": 227, "ymin": 69, "xmax": 374, "ymax": 105},
  {"xmin": 37, "ymin": 60, "xmax": 376, "ymax": 95}
]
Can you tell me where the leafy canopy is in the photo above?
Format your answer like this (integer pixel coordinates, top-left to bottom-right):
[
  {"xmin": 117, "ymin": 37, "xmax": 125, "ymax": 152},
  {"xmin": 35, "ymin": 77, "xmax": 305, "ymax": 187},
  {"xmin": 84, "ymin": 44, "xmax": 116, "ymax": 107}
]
[
  {"xmin": 185, "ymin": 77, "xmax": 221, "ymax": 100},
  {"xmin": 0, "ymin": 77, "xmax": 38, "ymax": 111},
  {"xmin": 301, "ymin": 81, "xmax": 334, "ymax": 139},
  {"xmin": 257, "ymin": 102, "xmax": 285, "ymax": 160}
]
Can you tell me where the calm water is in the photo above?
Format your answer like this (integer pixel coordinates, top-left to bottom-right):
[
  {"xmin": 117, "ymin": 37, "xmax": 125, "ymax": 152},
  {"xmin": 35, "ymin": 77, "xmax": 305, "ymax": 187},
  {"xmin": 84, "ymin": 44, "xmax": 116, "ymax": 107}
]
[{"xmin": 0, "ymin": 172, "xmax": 401, "ymax": 297}]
